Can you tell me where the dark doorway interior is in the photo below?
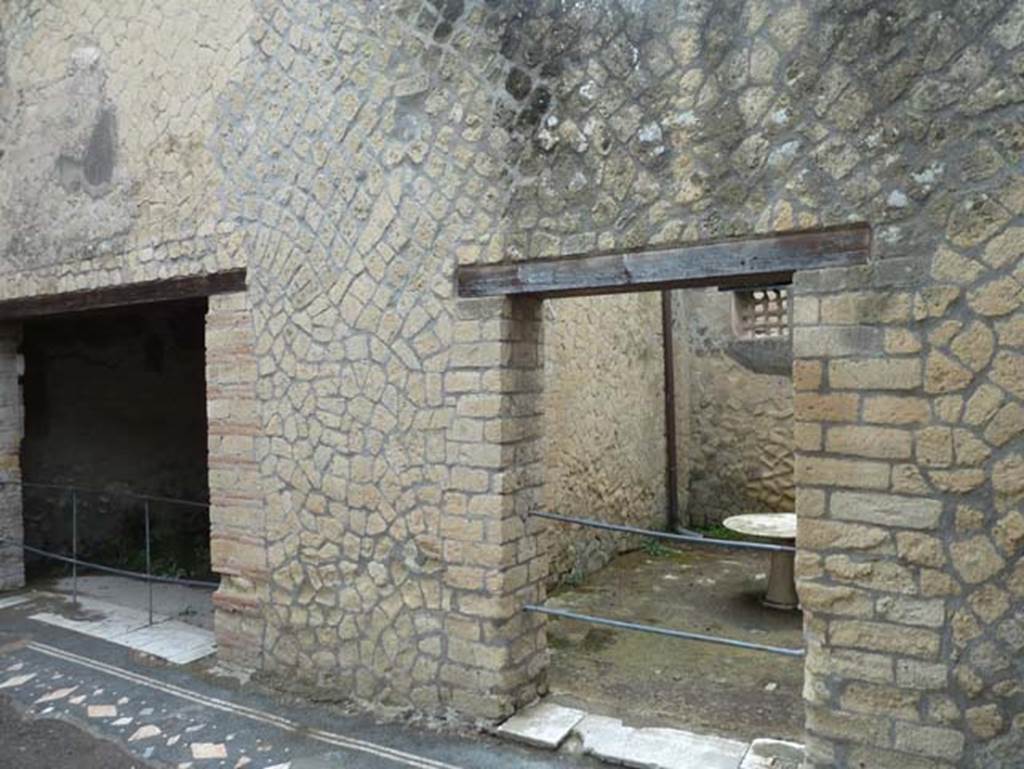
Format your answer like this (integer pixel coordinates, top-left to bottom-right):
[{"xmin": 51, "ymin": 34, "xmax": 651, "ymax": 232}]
[{"xmin": 19, "ymin": 298, "xmax": 211, "ymax": 581}]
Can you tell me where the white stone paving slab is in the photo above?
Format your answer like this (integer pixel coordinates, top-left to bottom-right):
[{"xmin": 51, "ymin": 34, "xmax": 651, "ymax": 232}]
[
  {"xmin": 739, "ymin": 738, "xmax": 804, "ymax": 769},
  {"xmin": 0, "ymin": 673, "xmax": 36, "ymax": 689},
  {"xmin": 51, "ymin": 575, "xmax": 215, "ymax": 630},
  {"xmin": 35, "ymin": 685, "xmax": 78, "ymax": 703},
  {"xmin": 130, "ymin": 724, "xmax": 163, "ymax": 742},
  {"xmin": 30, "ymin": 595, "xmax": 215, "ymax": 664},
  {"xmin": 31, "ymin": 595, "xmax": 163, "ymax": 638},
  {"xmin": 191, "ymin": 742, "xmax": 228, "ymax": 759},
  {"xmin": 0, "ymin": 594, "xmax": 32, "ymax": 610},
  {"xmin": 119, "ymin": 621, "xmax": 216, "ymax": 664},
  {"xmin": 573, "ymin": 714, "xmax": 748, "ymax": 769},
  {"xmin": 497, "ymin": 702, "xmax": 586, "ymax": 748}
]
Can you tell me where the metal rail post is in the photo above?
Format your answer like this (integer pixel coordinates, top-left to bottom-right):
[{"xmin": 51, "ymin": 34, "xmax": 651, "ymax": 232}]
[
  {"xmin": 0, "ymin": 480, "xmax": 219, "ymax": 591},
  {"xmin": 145, "ymin": 499, "xmax": 153, "ymax": 626},
  {"xmin": 661, "ymin": 290, "xmax": 680, "ymax": 532},
  {"xmin": 71, "ymin": 490, "xmax": 78, "ymax": 608}
]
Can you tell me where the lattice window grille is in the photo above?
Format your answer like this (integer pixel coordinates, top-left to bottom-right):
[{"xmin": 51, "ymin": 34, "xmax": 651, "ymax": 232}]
[{"xmin": 733, "ymin": 287, "xmax": 790, "ymax": 339}]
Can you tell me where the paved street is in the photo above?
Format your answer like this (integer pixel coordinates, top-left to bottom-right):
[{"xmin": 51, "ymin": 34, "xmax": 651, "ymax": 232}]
[
  {"xmin": 0, "ymin": 697, "xmax": 142, "ymax": 769},
  {"xmin": 0, "ymin": 595, "xmax": 602, "ymax": 769}
]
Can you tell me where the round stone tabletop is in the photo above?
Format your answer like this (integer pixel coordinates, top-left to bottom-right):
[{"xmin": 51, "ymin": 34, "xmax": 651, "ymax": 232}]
[{"xmin": 723, "ymin": 513, "xmax": 797, "ymax": 541}]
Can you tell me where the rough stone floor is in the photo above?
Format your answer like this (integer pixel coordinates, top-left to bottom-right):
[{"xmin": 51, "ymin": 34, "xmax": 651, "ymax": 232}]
[
  {"xmin": 545, "ymin": 544, "xmax": 804, "ymax": 743},
  {"xmin": 0, "ymin": 593, "xmax": 605, "ymax": 769}
]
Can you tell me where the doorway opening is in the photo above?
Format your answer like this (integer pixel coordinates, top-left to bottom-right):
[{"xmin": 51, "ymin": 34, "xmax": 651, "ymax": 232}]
[
  {"xmin": 457, "ymin": 225, "xmax": 870, "ymax": 755},
  {"xmin": 539, "ymin": 286, "xmax": 803, "ymax": 744},
  {"xmin": 19, "ymin": 298, "xmax": 214, "ymax": 630}
]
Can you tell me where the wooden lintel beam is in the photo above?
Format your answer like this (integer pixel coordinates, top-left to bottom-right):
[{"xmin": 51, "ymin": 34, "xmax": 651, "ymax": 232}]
[
  {"xmin": 0, "ymin": 269, "xmax": 247, "ymax": 321},
  {"xmin": 456, "ymin": 225, "xmax": 871, "ymax": 299}
]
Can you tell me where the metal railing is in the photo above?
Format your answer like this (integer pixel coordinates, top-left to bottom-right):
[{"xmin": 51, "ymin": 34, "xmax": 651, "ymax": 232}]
[
  {"xmin": 529, "ymin": 510, "xmax": 804, "ymax": 657},
  {"xmin": 0, "ymin": 479, "xmax": 219, "ymax": 626},
  {"xmin": 0, "ymin": 480, "xmax": 801, "ymax": 655},
  {"xmin": 533, "ymin": 511, "xmax": 796, "ymax": 553}
]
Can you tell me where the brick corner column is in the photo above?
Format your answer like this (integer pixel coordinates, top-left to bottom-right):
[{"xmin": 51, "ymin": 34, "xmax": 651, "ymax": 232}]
[
  {"xmin": 442, "ymin": 296, "xmax": 549, "ymax": 720},
  {"xmin": 206, "ymin": 291, "xmax": 269, "ymax": 671},
  {"xmin": 791, "ymin": 259, "xmax": 969, "ymax": 769}
]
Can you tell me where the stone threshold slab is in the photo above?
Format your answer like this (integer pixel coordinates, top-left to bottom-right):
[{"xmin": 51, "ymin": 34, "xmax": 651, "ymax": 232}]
[
  {"xmin": 28, "ymin": 594, "xmax": 215, "ymax": 665},
  {"xmin": 573, "ymin": 714, "xmax": 748, "ymax": 769},
  {"xmin": 0, "ymin": 593, "xmax": 33, "ymax": 610},
  {"xmin": 497, "ymin": 702, "xmax": 756, "ymax": 769},
  {"xmin": 497, "ymin": 702, "xmax": 586, "ymax": 748},
  {"xmin": 739, "ymin": 738, "xmax": 804, "ymax": 768}
]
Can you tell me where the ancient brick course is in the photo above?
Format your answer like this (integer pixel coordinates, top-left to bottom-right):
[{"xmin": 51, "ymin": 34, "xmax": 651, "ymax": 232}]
[
  {"xmin": 0, "ymin": 326, "xmax": 23, "ymax": 590},
  {"xmin": 206, "ymin": 292, "xmax": 269, "ymax": 670}
]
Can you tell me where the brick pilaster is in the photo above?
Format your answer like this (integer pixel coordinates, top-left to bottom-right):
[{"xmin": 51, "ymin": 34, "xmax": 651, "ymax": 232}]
[
  {"xmin": 442, "ymin": 297, "xmax": 548, "ymax": 719},
  {"xmin": 206, "ymin": 291, "xmax": 268, "ymax": 669},
  {"xmin": 0, "ymin": 324, "xmax": 23, "ymax": 591},
  {"xmin": 792, "ymin": 258, "xmax": 973, "ymax": 769}
]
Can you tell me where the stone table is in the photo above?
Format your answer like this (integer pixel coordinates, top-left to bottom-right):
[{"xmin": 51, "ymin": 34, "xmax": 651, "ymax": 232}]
[{"xmin": 722, "ymin": 513, "xmax": 798, "ymax": 611}]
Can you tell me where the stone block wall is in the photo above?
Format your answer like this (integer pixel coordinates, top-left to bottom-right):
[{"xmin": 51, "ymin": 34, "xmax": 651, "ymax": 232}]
[
  {"xmin": 543, "ymin": 292, "xmax": 667, "ymax": 585},
  {"xmin": 2, "ymin": 1, "xmax": 1023, "ymax": 764},
  {"xmin": 0, "ymin": 1, "xmax": 252, "ymax": 291},
  {"xmin": 0, "ymin": 324, "xmax": 23, "ymax": 590},
  {"xmin": 794, "ymin": 236, "xmax": 1024, "ymax": 767},
  {"xmin": 206, "ymin": 291, "xmax": 269, "ymax": 670},
  {"xmin": 676, "ymin": 288, "xmax": 794, "ymax": 525}
]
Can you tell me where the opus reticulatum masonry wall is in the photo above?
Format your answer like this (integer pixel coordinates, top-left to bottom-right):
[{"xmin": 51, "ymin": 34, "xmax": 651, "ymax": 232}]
[{"xmin": 1, "ymin": 1, "xmax": 1022, "ymax": 766}]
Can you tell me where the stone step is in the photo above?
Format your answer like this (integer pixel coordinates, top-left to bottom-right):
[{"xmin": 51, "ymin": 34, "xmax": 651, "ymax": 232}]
[
  {"xmin": 497, "ymin": 702, "xmax": 765, "ymax": 769},
  {"xmin": 496, "ymin": 702, "xmax": 586, "ymax": 748},
  {"xmin": 572, "ymin": 714, "xmax": 748, "ymax": 769},
  {"xmin": 739, "ymin": 738, "xmax": 804, "ymax": 769}
]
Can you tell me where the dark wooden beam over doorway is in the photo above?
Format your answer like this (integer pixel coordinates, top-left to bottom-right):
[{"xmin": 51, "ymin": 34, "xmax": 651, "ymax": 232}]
[
  {"xmin": 456, "ymin": 225, "xmax": 870, "ymax": 299},
  {"xmin": 0, "ymin": 269, "xmax": 247, "ymax": 321}
]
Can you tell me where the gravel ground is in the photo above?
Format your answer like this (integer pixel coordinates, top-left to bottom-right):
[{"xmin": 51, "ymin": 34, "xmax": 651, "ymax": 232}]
[
  {"xmin": 546, "ymin": 544, "xmax": 804, "ymax": 742},
  {"xmin": 0, "ymin": 697, "xmax": 148, "ymax": 769}
]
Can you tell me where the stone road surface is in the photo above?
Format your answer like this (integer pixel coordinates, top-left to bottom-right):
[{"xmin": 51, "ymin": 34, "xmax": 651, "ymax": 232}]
[
  {"xmin": 0, "ymin": 697, "xmax": 143, "ymax": 769},
  {"xmin": 0, "ymin": 593, "xmax": 605, "ymax": 769}
]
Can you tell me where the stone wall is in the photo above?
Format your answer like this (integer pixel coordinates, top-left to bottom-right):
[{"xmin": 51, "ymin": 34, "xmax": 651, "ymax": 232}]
[
  {"xmin": 206, "ymin": 0, "xmax": 551, "ymax": 715},
  {"xmin": 543, "ymin": 292, "xmax": 667, "ymax": 585},
  {"xmin": 676, "ymin": 288, "xmax": 794, "ymax": 526},
  {"xmin": 1, "ymin": 1, "xmax": 1022, "ymax": 765},
  {"xmin": 0, "ymin": 325, "xmax": 23, "ymax": 590},
  {"xmin": 794, "ymin": 242, "xmax": 1024, "ymax": 768},
  {"xmin": 444, "ymin": 297, "xmax": 548, "ymax": 716},
  {"xmin": 0, "ymin": 0, "xmax": 251, "ymax": 301}
]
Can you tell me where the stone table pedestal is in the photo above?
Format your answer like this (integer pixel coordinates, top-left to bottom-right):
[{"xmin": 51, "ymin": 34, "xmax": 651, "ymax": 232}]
[{"xmin": 722, "ymin": 513, "xmax": 798, "ymax": 611}]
